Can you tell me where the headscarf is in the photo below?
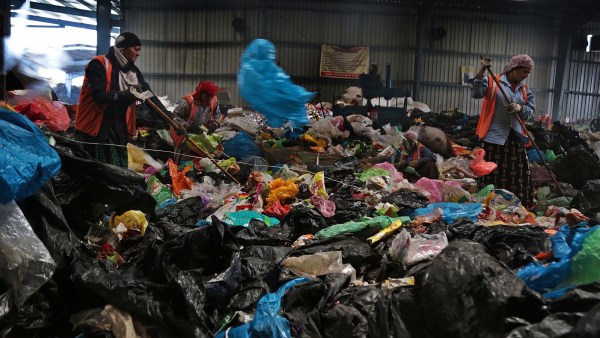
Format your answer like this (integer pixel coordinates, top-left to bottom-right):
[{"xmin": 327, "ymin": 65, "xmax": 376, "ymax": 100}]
[
  {"xmin": 115, "ymin": 32, "xmax": 141, "ymax": 50},
  {"xmin": 193, "ymin": 81, "xmax": 219, "ymax": 100},
  {"xmin": 502, "ymin": 54, "xmax": 534, "ymax": 75},
  {"xmin": 404, "ymin": 130, "xmax": 419, "ymax": 141}
]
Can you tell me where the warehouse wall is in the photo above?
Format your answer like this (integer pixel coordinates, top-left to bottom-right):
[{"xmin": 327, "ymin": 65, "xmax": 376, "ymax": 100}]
[
  {"xmin": 124, "ymin": 0, "xmax": 598, "ymax": 123},
  {"xmin": 563, "ymin": 20, "xmax": 600, "ymax": 122}
]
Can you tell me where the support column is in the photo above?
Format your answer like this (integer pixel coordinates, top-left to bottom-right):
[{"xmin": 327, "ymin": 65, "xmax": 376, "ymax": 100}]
[
  {"xmin": 96, "ymin": 0, "xmax": 112, "ymax": 55},
  {"xmin": 552, "ymin": 24, "xmax": 574, "ymax": 121},
  {"xmin": 0, "ymin": 0, "xmax": 10, "ymax": 100},
  {"xmin": 412, "ymin": 0, "xmax": 437, "ymax": 101}
]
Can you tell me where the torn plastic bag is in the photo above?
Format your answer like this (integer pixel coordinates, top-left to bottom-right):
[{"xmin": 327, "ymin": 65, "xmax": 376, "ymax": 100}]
[
  {"xmin": 389, "ymin": 229, "xmax": 448, "ymax": 266},
  {"xmin": 0, "ymin": 201, "xmax": 56, "ymax": 319},
  {"xmin": 238, "ymin": 39, "xmax": 314, "ymax": 128},
  {"xmin": 289, "ymin": 237, "xmax": 382, "ymax": 277},
  {"xmin": 248, "ymin": 277, "xmax": 310, "ymax": 338},
  {"xmin": 420, "ymin": 240, "xmax": 546, "ymax": 338},
  {"xmin": 448, "ymin": 222, "xmax": 551, "ymax": 269},
  {"xmin": 281, "ymin": 204, "xmax": 328, "ymax": 238},
  {"xmin": 283, "ymin": 251, "xmax": 356, "ymax": 281},
  {"xmin": 0, "ymin": 108, "xmax": 61, "ymax": 204}
]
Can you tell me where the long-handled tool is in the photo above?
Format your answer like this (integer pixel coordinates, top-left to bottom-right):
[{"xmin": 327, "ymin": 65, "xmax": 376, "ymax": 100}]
[
  {"xmin": 480, "ymin": 57, "xmax": 565, "ymax": 196},
  {"xmin": 136, "ymin": 90, "xmax": 241, "ymax": 185}
]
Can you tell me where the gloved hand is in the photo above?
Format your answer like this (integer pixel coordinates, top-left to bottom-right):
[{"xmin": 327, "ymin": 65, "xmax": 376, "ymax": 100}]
[
  {"xmin": 480, "ymin": 57, "xmax": 492, "ymax": 72},
  {"xmin": 207, "ymin": 120, "xmax": 220, "ymax": 134},
  {"xmin": 395, "ymin": 160, "xmax": 408, "ymax": 170},
  {"xmin": 408, "ymin": 159, "xmax": 420, "ymax": 168},
  {"xmin": 173, "ymin": 117, "xmax": 189, "ymax": 136},
  {"xmin": 115, "ymin": 89, "xmax": 135, "ymax": 102},
  {"xmin": 128, "ymin": 83, "xmax": 143, "ymax": 93},
  {"xmin": 506, "ymin": 103, "xmax": 523, "ymax": 114}
]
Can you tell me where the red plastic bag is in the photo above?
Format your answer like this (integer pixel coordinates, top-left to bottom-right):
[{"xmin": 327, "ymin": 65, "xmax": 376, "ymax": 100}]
[
  {"xmin": 13, "ymin": 97, "xmax": 71, "ymax": 132},
  {"xmin": 263, "ymin": 200, "xmax": 292, "ymax": 219},
  {"xmin": 470, "ymin": 148, "xmax": 497, "ymax": 176}
]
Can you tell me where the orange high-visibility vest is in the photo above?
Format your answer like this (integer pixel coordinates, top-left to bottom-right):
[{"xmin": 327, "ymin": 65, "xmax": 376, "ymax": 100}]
[
  {"xmin": 476, "ymin": 74, "xmax": 528, "ymax": 143},
  {"xmin": 75, "ymin": 56, "xmax": 136, "ymax": 136},
  {"xmin": 170, "ymin": 94, "xmax": 218, "ymax": 147}
]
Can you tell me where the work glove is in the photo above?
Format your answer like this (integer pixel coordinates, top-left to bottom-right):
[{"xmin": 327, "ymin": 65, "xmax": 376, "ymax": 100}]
[
  {"xmin": 506, "ymin": 103, "xmax": 523, "ymax": 114},
  {"xmin": 114, "ymin": 89, "xmax": 135, "ymax": 102},
  {"xmin": 173, "ymin": 117, "xmax": 189, "ymax": 136},
  {"xmin": 395, "ymin": 160, "xmax": 409, "ymax": 170},
  {"xmin": 207, "ymin": 120, "xmax": 220, "ymax": 134},
  {"xmin": 480, "ymin": 57, "xmax": 492, "ymax": 72}
]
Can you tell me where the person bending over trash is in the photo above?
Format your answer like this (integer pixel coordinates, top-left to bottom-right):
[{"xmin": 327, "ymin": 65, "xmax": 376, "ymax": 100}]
[
  {"xmin": 170, "ymin": 81, "xmax": 221, "ymax": 142},
  {"xmin": 393, "ymin": 130, "xmax": 440, "ymax": 181}
]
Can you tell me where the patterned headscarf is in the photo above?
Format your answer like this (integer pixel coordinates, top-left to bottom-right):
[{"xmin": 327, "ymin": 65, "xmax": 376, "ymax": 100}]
[{"xmin": 502, "ymin": 54, "xmax": 534, "ymax": 75}]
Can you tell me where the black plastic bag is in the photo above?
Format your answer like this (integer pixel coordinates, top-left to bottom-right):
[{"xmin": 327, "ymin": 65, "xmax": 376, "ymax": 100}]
[
  {"xmin": 281, "ymin": 205, "xmax": 328, "ymax": 239},
  {"xmin": 571, "ymin": 179, "xmax": 600, "ymax": 218},
  {"xmin": 448, "ymin": 221, "xmax": 551, "ymax": 269},
  {"xmin": 155, "ymin": 196, "xmax": 205, "ymax": 226},
  {"xmin": 505, "ymin": 312, "xmax": 583, "ymax": 338},
  {"xmin": 419, "ymin": 240, "xmax": 546, "ymax": 338},
  {"xmin": 549, "ymin": 146, "xmax": 600, "ymax": 189},
  {"xmin": 380, "ymin": 189, "xmax": 430, "ymax": 211},
  {"xmin": 320, "ymin": 285, "xmax": 410, "ymax": 338}
]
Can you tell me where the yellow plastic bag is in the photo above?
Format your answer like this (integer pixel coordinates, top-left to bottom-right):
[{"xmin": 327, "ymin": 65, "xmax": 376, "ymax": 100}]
[
  {"xmin": 109, "ymin": 210, "xmax": 148, "ymax": 235},
  {"xmin": 266, "ymin": 178, "xmax": 299, "ymax": 206}
]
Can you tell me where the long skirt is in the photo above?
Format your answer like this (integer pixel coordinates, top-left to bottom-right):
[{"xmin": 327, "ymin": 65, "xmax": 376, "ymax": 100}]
[
  {"xmin": 477, "ymin": 130, "xmax": 534, "ymax": 209},
  {"xmin": 75, "ymin": 130, "xmax": 128, "ymax": 168}
]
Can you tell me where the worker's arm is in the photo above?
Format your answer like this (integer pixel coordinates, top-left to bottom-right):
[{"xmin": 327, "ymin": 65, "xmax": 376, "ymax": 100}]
[{"xmin": 86, "ymin": 59, "xmax": 132, "ymax": 104}]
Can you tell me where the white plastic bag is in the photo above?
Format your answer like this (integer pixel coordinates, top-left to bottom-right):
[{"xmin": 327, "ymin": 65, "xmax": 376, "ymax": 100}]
[{"xmin": 0, "ymin": 201, "xmax": 56, "ymax": 318}]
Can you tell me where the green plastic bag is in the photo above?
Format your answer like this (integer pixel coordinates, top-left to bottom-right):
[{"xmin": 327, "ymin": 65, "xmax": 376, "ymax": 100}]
[{"xmin": 570, "ymin": 227, "xmax": 600, "ymax": 285}]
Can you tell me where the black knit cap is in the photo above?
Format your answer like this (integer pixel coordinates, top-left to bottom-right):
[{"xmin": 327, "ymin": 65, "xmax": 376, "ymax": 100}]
[{"xmin": 115, "ymin": 32, "xmax": 141, "ymax": 49}]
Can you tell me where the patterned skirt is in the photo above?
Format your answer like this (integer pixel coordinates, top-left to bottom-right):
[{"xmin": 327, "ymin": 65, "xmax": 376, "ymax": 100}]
[
  {"xmin": 75, "ymin": 130, "xmax": 128, "ymax": 168},
  {"xmin": 477, "ymin": 130, "xmax": 534, "ymax": 208}
]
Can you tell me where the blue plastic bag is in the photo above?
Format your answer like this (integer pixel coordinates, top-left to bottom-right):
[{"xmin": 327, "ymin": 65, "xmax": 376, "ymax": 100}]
[
  {"xmin": 238, "ymin": 39, "xmax": 315, "ymax": 128},
  {"xmin": 223, "ymin": 131, "xmax": 262, "ymax": 161},
  {"xmin": 248, "ymin": 277, "xmax": 310, "ymax": 338},
  {"xmin": 409, "ymin": 202, "xmax": 483, "ymax": 224},
  {"xmin": 516, "ymin": 223, "xmax": 599, "ymax": 298},
  {"xmin": 0, "ymin": 108, "xmax": 61, "ymax": 204}
]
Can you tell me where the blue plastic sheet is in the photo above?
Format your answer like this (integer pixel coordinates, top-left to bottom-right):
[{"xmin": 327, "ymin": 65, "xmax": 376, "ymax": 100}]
[
  {"xmin": 409, "ymin": 202, "xmax": 483, "ymax": 224},
  {"xmin": 238, "ymin": 39, "xmax": 315, "ymax": 128},
  {"xmin": 0, "ymin": 108, "xmax": 61, "ymax": 204},
  {"xmin": 516, "ymin": 223, "xmax": 599, "ymax": 298}
]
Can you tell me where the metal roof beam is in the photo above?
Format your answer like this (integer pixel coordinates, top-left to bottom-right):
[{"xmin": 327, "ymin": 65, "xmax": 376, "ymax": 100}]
[
  {"xmin": 11, "ymin": 1, "xmax": 121, "ymax": 22},
  {"xmin": 10, "ymin": 12, "xmax": 96, "ymax": 30}
]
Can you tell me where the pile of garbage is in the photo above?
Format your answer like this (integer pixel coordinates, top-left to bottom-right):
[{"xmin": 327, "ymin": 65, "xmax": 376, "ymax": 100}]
[{"xmin": 5, "ymin": 97, "xmax": 600, "ymax": 338}]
